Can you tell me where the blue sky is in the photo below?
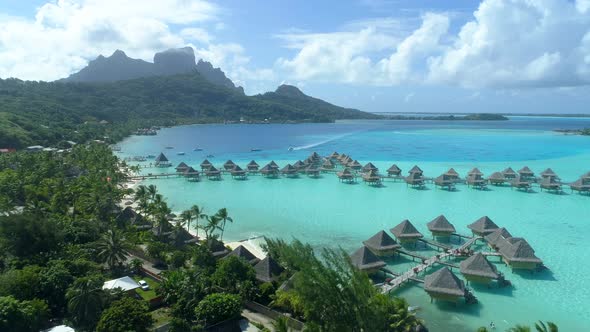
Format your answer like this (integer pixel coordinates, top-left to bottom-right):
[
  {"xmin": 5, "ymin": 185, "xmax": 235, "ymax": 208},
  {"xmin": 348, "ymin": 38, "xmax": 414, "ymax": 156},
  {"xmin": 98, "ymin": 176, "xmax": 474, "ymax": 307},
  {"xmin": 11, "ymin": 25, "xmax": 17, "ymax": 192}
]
[{"xmin": 1, "ymin": 0, "xmax": 590, "ymax": 114}]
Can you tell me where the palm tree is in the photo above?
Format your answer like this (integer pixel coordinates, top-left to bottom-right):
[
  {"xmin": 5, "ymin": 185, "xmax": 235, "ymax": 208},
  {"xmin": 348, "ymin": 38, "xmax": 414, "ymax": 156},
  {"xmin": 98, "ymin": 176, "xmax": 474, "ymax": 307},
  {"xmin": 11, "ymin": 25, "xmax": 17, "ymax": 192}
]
[
  {"xmin": 180, "ymin": 209, "xmax": 194, "ymax": 230},
  {"xmin": 215, "ymin": 208, "xmax": 233, "ymax": 241},
  {"xmin": 66, "ymin": 277, "xmax": 105, "ymax": 329},
  {"xmin": 509, "ymin": 325, "xmax": 531, "ymax": 332},
  {"xmin": 273, "ymin": 316, "xmax": 291, "ymax": 332},
  {"xmin": 96, "ymin": 228, "xmax": 132, "ymax": 270},
  {"xmin": 150, "ymin": 194, "xmax": 170, "ymax": 236},
  {"xmin": 202, "ymin": 215, "xmax": 223, "ymax": 240},
  {"xmin": 535, "ymin": 321, "xmax": 558, "ymax": 332},
  {"xmin": 190, "ymin": 204, "xmax": 206, "ymax": 238}
]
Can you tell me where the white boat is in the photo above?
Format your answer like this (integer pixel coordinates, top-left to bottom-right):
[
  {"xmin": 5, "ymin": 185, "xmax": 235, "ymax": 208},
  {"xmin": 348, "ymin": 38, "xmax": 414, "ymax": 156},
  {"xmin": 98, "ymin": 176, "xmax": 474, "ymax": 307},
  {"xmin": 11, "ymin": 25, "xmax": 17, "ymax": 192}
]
[
  {"xmin": 177, "ymin": 152, "xmax": 185, "ymax": 155},
  {"xmin": 288, "ymin": 147, "xmax": 294, "ymax": 151},
  {"xmin": 193, "ymin": 147, "xmax": 203, "ymax": 151}
]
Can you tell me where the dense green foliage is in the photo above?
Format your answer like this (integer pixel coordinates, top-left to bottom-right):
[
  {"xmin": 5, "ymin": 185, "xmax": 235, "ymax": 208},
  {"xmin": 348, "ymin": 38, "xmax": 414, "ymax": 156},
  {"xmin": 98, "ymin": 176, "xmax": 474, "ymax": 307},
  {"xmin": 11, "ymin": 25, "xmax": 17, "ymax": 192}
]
[
  {"xmin": 96, "ymin": 297, "xmax": 153, "ymax": 332},
  {"xmin": 194, "ymin": 293, "xmax": 242, "ymax": 326},
  {"xmin": 380, "ymin": 113, "xmax": 508, "ymax": 121},
  {"xmin": 0, "ymin": 75, "xmax": 377, "ymax": 148},
  {"xmin": 0, "ymin": 296, "xmax": 49, "ymax": 332}
]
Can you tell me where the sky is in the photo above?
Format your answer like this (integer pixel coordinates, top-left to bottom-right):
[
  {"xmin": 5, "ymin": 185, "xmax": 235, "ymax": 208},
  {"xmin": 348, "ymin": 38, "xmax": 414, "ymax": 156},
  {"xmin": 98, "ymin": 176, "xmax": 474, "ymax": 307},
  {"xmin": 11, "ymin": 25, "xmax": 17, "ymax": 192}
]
[{"xmin": 1, "ymin": 0, "xmax": 590, "ymax": 114}]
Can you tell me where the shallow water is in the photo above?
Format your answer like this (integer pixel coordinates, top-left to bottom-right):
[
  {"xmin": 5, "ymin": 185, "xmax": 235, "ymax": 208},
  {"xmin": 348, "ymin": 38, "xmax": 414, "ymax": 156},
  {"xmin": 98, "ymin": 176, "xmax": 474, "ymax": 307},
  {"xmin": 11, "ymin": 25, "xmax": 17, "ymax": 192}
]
[{"xmin": 119, "ymin": 118, "xmax": 590, "ymax": 332}]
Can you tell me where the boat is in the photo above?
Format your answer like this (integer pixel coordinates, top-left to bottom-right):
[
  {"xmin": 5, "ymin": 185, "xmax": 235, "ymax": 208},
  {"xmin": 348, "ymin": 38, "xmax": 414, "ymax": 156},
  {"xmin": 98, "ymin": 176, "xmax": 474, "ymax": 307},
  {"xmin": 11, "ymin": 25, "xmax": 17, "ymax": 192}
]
[
  {"xmin": 177, "ymin": 152, "xmax": 185, "ymax": 155},
  {"xmin": 165, "ymin": 146, "xmax": 174, "ymax": 149},
  {"xmin": 251, "ymin": 148, "xmax": 262, "ymax": 152},
  {"xmin": 193, "ymin": 147, "xmax": 203, "ymax": 151},
  {"xmin": 206, "ymin": 154, "xmax": 214, "ymax": 158},
  {"xmin": 288, "ymin": 147, "xmax": 294, "ymax": 151},
  {"xmin": 146, "ymin": 154, "xmax": 155, "ymax": 159}
]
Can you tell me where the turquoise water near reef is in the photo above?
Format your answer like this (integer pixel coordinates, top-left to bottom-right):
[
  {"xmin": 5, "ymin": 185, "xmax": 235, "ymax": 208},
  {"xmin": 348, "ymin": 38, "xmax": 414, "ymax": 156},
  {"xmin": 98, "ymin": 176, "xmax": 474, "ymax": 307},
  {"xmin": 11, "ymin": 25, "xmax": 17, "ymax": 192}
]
[{"xmin": 119, "ymin": 117, "xmax": 590, "ymax": 332}]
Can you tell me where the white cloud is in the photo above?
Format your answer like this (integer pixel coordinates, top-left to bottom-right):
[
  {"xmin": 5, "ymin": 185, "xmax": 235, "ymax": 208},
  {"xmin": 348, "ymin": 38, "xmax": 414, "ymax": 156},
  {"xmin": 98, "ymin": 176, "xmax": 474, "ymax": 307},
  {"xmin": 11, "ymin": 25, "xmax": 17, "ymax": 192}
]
[{"xmin": 278, "ymin": 0, "xmax": 590, "ymax": 89}]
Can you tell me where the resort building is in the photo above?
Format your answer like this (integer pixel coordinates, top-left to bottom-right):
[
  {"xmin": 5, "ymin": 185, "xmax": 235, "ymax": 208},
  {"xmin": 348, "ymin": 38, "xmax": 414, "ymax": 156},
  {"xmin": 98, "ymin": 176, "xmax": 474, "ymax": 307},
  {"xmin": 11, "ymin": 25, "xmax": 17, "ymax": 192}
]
[
  {"xmin": 424, "ymin": 267, "xmax": 466, "ymax": 303},
  {"xmin": 205, "ymin": 165, "xmax": 222, "ymax": 180},
  {"xmin": 390, "ymin": 219, "xmax": 424, "ymax": 245},
  {"xmin": 337, "ymin": 168, "xmax": 355, "ymax": 183},
  {"xmin": 405, "ymin": 171, "xmax": 425, "ymax": 188},
  {"xmin": 260, "ymin": 163, "xmax": 280, "ymax": 178},
  {"xmin": 362, "ymin": 169, "xmax": 382, "ymax": 185},
  {"xmin": 348, "ymin": 160, "xmax": 363, "ymax": 171},
  {"xmin": 518, "ymin": 166, "xmax": 535, "ymax": 181},
  {"xmin": 570, "ymin": 172, "xmax": 590, "ymax": 194},
  {"xmin": 387, "ymin": 164, "xmax": 402, "ymax": 177},
  {"xmin": 254, "ymin": 256, "xmax": 284, "ymax": 283},
  {"xmin": 460, "ymin": 252, "xmax": 499, "ymax": 285},
  {"xmin": 225, "ymin": 245, "xmax": 260, "ymax": 265},
  {"xmin": 434, "ymin": 174, "xmax": 455, "ymax": 190},
  {"xmin": 223, "ymin": 160, "xmax": 237, "ymax": 171},
  {"xmin": 183, "ymin": 167, "xmax": 200, "ymax": 182},
  {"xmin": 200, "ymin": 159, "xmax": 213, "ymax": 171},
  {"xmin": 467, "ymin": 216, "xmax": 499, "ymax": 236},
  {"xmin": 487, "ymin": 172, "xmax": 506, "ymax": 186},
  {"xmin": 293, "ymin": 160, "xmax": 306, "ymax": 172},
  {"xmin": 539, "ymin": 176, "xmax": 562, "ymax": 192},
  {"xmin": 349, "ymin": 246, "xmax": 386, "ymax": 275},
  {"xmin": 102, "ymin": 276, "xmax": 140, "ymax": 295},
  {"xmin": 408, "ymin": 165, "xmax": 423, "ymax": 176},
  {"xmin": 281, "ymin": 164, "xmax": 299, "ymax": 177},
  {"xmin": 321, "ymin": 159, "xmax": 335, "ymax": 171},
  {"xmin": 426, "ymin": 215, "xmax": 456, "ymax": 238},
  {"xmin": 362, "ymin": 162, "xmax": 378, "ymax": 173},
  {"xmin": 467, "ymin": 168, "xmax": 487, "ymax": 189},
  {"xmin": 498, "ymin": 238, "xmax": 542, "ymax": 270},
  {"xmin": 540, "ymin": 168, "xmax": 559, "ymax": 180},
  {"xmin": 502, "ymin": 167, "xmax": 518, "ymax": 180},
  {"xmin": 247, "ymin": 160, "xmax": 259, "ymax": 172},
  {"xmin": 230, "ymin": 165, "xmax": 247, "ymax": 180},
  {"xmin": 175, "ymin": 162, "xmax": 189, "ymax": 173},
  {"xmin": 268, "ymin": 160, "xmax": 280, "ymax": 170},
  {"xmin": 154, "ymin": 153, "xmax": 172, "ymax": 167},
  {"xmin": 510, "ymin": 175, "xmax": 532, "ymax": 192},
  {"xmin": 305, "ymin": 165, "xmax": 321, "ymax": 178},
  {"xmin": 484, "ymin": 228, "xmax": 512, "ymax": 250},
  {"xmin": 362, "ymin": 230, "xmax": 401, "ymax": 256},
  {"xmin": 445, "ymin": 168, "xmax": 460, "ymax": 180},
  {"xmin": 328, "ymin": 151, "xmax": 340, "ymax": 161}
]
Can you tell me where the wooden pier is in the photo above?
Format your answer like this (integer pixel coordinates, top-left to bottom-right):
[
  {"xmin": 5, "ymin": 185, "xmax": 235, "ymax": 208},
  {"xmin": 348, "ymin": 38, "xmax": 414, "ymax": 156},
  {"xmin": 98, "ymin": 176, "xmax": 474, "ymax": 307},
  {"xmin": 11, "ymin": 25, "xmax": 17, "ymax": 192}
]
[
  {"xmin": 380, "ymin": 252, "xmax": 454, "ymax": 294},
  {"xmin": 397, "ymin": 249, "xmax": 459, "ymax": 269},
  {"xmin": 418, "ymin": 238, "xmax": 453, "ymax": 251},
  {"xmin": 456, "ymin": 236, "xmax": 482, "ymax": 252}
]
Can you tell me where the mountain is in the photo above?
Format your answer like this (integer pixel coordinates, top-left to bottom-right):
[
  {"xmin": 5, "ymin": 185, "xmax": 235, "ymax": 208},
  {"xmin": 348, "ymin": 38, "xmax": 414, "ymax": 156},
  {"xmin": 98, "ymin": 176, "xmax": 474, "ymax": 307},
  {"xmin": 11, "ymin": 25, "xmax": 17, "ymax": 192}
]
[
  {"xmin": 0, "ymin": 73, "xmax": 379, "ymax": 149},
  {"xmin": 62, "ymin": 47, "xmax": 244, "ymax": 94}
]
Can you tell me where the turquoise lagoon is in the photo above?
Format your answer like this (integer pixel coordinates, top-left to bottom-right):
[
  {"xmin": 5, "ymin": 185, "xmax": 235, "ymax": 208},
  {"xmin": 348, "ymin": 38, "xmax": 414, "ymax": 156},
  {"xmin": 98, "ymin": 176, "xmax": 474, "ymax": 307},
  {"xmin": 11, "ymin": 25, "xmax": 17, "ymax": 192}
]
[{"xmin": 119, "ymin": 118, "xmax": 590, "ymax": 332}]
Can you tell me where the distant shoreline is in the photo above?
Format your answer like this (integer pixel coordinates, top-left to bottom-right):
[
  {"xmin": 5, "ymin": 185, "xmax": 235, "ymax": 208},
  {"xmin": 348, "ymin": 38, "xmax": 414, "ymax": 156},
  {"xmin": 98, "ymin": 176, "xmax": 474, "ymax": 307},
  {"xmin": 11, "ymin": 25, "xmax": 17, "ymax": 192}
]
[
  {"xmin": 374, "ymin": 112, "xmax": 590, "ymax": 118},
  {"xmin": 374, "ymin": 113, "xmax": 508, "ymax": 121}
]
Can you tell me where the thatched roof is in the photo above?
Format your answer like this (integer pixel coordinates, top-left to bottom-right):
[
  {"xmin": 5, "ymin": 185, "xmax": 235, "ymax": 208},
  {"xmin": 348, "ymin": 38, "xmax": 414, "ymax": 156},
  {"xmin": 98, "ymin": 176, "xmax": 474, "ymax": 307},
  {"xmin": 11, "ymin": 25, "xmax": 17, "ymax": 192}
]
[
  {"xmin": 468, "ymin": 168, "xmax": 483, "ymax": 175},
  {"xmin": 309, "ymin": 152, "xmax": 321, "ymax": 160},
  {"xmin": 206, "ymin": 166, "xmax": 220, "ymax": 174},
  {"xmin": 362, "ymin": 230, "xmax": 401, "ymax": 251},
  {"xmin": 293, "ymin": 160, "xmax": 305, "ymax": 169},
  {"xmin": 405, "ymin": 172, "xmax": 424, "ymax": 183},
  {"xmin": 322, "ymin": 159, "xmax": 334, "ymax": 167},
  {"xmin": 540, "ymin": 168, "xmax": 556, "ymax": 177},
  {"xmin": 495, "ymin": 236, "xmax": 525, "ymax": 251},
  {"xmin": 484, "ymin": 227, "xmax": 512, "ymax": 246},
  {"xmin": 424, "ymin": 267, "xmax": 465, "ymax": 297},
  {"xmin": 247, "ymin": 160, "xmax": 259, "ymax": 168},
  {"xmin": 184, "ymin": 167, "xmax": 200, "ymax": 175},
  {"xmin": 281, "ymin": 164, "xmax": 297, "ymax": 173},
  {"xmin": 427, "ymin": 215, "xmax": 456, "ymax": 233},
  {"xmin": 349, "ymin": 246, "xmax": 386, "ymax": 271},
  {"xmin": 387, "ymin": 164, "xmax": 401, "ymax": 174},
  {"xmin": 155, "ymin": 153, "xmax": 169, "ymax": 162},
  {"xmin": 434, "ymin": 174, "xmax": 453, "ymax": 185},
  {"xmin": 445, "ymin": 168, "xmax": 459, "ymax": 177},
  {"xmin": 223, "ymin": 160, "xmax": 236, "ymax": 169},
  {"xmin": 337, "ymin": 168, "xmax": 354, "ymax": 178},
  {"xmin": 362, "ymin": 162, "xmax": 378, "ymax": 172},
  {"xmin": 200, "ymin": 159, "xmax": 212, "ymax": 167},
  {"xmin": 582, "ymin": 171, "xmax": 590, "ymax": 180},
  {"xmin": 460, "ymin": 253, "xmax": 498, "ymax": 279},
  {"xmin": 467, "ymin": 216, "xmax": 499, "ymax": 235},
  {"xmin": 499, "ymin": 239, "xmax": 542, "ymax": 263},
  {"xmin": 518, "ymin": 166, "xmax": 534, "ymax": 176},
  {"xmin": 231, "ymin": 165, "xmax": 246, "ymax": 174},
  {"xmin": 540, "ymin": 176, "xmax": 560, "ymax": 186},
  {"xmin": 488, "ymin": 172, "xmax": 505, "ymax": 181},
  {"xmin": 226, "ymin": 245, "xmax": 260, "ymax": 265},
  {"xmin": 502, "ymin": 167, "xmax": 517, "ymax": 176},
  {"xmin": 268, "ymin": 161, "xmax": 279, "ymax": 169},
  {"xmin": 254, "ymin": 256, "xmax": 284, "ymax": 283},
  {"xmin": 409, "ymin": 165, "xmax": 423, "ymax": 174},
  {"xmin": 390, "ymin": 219, "xmax": 423, "ymax": 239},
  {"xmin": 348, "ymin": 160, "xmax": 362, "ymax": 168},
  {"xmin": 329, "ymin": 152, "xmax": 340, "ymax": 159},
  {"xmin": 175, "ymin": 162, "xmax": 189, "ymax": 171}
]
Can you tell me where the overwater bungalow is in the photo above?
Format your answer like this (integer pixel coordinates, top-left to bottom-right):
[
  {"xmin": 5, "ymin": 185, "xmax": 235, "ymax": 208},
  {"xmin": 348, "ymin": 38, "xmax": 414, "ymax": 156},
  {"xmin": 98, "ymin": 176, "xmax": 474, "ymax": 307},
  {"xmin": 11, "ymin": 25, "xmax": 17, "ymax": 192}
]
[
  {"xmin": 460, "ymin": 252, "xmax": 499, "ymax": 285},
  {"xmin": 539, "ymin": 176, "xmax": 562, "ymax": 192},
  {"xmin": 390, "ymin": 219, "xmax": 423, "ymax": 245},
  {"xmin": 434, "ymin": 174, "xmax": 455, "ymax": 190},
  {"xmin": 405, "ymin": 172, "xmax": 425, "ymax": 188},
  {"xmin": 387, "ymin": 164, "xmax": 402, "ymax": 177},
  {"xmin": 309, "ymin": 151, "xmax": 322, "ymax": 162},
  {"xmin": 328, "ymin": 151, "xmax": 340, "ymax": 161},
  {"xmin": 349, "ymin": 246, "xmax": 386, "ymax": 275},
  {"xmin": 183, "ymin": 167, "xmax": 200, "ymax": 182},
  {"xmin": 337, "ymin": 168, "xmax": 355, "ymax": 183},
  {"xmin": 445, "ymin": 168, "xmax": 460, "ymax": 180},
  {"xmin": 518, "ymin": 166, "xmax": 535, "ymax": 181},
  {"xmin": 570, "ymin": 172, "xmax": 590, "ymax": 194},
  {"xmin": 487, "ymin": 172, "xmax": 506, "ymax": 185},
  {"xmin": 338, "ymin": 154, "xmax": 348, "ymax": 163},
  {"xmin": 293, "ymin": 160, "xmax": 306, "ymax": 172},
  {"xmin": 540, "ymin": 168, "xmax": 559, "ymax": 180},
  {"xmin": 254, "ymin": 256, "xmax": 284, "ymax": 283},
  {"xmin": 498, "ymin": 238, "xmax": 542, "ymax": 270},
  {"xmin": 341, "ymin": 155, "xmax": 353, "ymax": 166},
  {"xmin": 467, "ymin": 216, "xmax": 499, "ymax": 236},
  {"xmin": 321, "ymin": 159, "xmax": 335, "ymax": 172},
  {"xmin": 409, "ymin": 165, "xmax": 423, "ymax": 176},
  {"xmin": 205, "ymin": 165, "xmax": 222, "ymax": 180},
  {"xmin": 200, "ymin": 159, "xmax": 213, "ymax": 171},
  {"xmin": 484, "ymin": 227, "xmax": 512, "ymax": 250},
  {"xmin": 502, "ymin": 167, "xmax": 517, "ymax": 180},
  {"xmin": 426, "ymin": 215, "xmax": 456, "ymax": 238},
  {"xmin": 510, "ymin": 176, "xmax": 532, "ymax": 192},
  {"xmin": 362, "ymin": 169, "xmax": 382, "ymax": 185},
  {"xmin": 362, "ymin": 162, "xmax": 378, "ymax": 173},
  {"xmin": 247, "ymin": 160, "xmax": 259, "ymax": 172},
  {"xmin": 223, "ymin": 160, "xmax": 236, "ymax": 171},
  {"xmin": 424, "ymin": 267, "xmax": 466, "ymax": 303},
  {"xmin": 348, "ymin": 160, "xmax": 363, "ymax": 171},
  {"xmin": 225, "ymin": 245, "xmax": 260, "ymax": 265},
  {"xmin": 467, "ymin": 168, "xmax": 487, "ymax": 189},
  {"xmin": 281, "ymin": 164, "xmax": 299, "ymax": 177},
  {"xmin": 362, "ymin": 230, "xmax": 401, "ymax": 256},
  {"xmin": 175, "ymin": 162, "xmax": 190, "ymax": 173},
  {"xmin": 305, "ymin": 165, "xmax": 321, "ymax": 178},
  {"xmin": 230, "ymin": 165, "xmax": 247, "ymax": 180},
  {"xmin": 260, "ymin": 163, "xmax": 280, "ymax": 178},
  {"xmin": 268, "ymin": 160, "xmax": 280, "ymax": 170},
  {"xmin": 155, "ymin": 153, "xmax": 172, "ymax": 167}
]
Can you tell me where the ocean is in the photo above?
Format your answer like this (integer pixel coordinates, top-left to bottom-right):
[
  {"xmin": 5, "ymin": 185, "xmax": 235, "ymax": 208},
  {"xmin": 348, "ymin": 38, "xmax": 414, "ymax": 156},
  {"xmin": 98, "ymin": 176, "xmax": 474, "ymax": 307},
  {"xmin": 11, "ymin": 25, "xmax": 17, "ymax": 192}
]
[{"xmin": 119, "ymin": 117, "xmax": 590, "ymax": 332}]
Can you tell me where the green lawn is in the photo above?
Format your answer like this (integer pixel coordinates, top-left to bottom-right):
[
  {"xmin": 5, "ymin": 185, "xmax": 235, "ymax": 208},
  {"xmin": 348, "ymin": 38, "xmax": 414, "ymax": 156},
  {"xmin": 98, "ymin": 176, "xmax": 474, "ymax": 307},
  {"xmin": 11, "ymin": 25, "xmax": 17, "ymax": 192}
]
[
  {"xmin": 151, "ymin": 307, "xmax": 173, "ymax": 327},
  {"xmin": 132, "ymin": 275, "xmax": 160, "ymax": 301}
]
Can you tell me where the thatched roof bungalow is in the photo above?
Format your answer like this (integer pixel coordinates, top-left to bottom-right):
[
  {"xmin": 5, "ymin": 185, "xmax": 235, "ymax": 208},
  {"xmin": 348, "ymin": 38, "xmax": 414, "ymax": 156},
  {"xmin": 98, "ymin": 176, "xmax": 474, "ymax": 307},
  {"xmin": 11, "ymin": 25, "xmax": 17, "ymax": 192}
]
[
  {"xmin": 260, "ymin": 163, "xmax": 280, "ymax": 178},
  {"xmin": 175, "ymin": 162, "xmax": 190, "ymax": 173},
  {"xmin": 205, "ymin": 165, "xmax": 222, "ymax": 180},
  {"xmin": 328, "ymin": 152, "xmax": 340, "ymax": 160},
  {"xmin": 518, "ymin": 166, "xmax": 535, "ymax": 180},
  {"xmin": 226, "ymin": 245, "xmax": 260, "ymax": 265},
  {"xmin": 460, "ymin": 252, "xmax": 499, "ymax": 284},
  {"xmin": 499, "ymin": 238, "xmax": 542, "ymax": 270},
  {"xmin": 362, "ymin": 230, "xmax": 401, "ymax": 256},
  {"xmin": 484, "ymin": 227, "xmax": 512, "ymax": 250},
  {"xmin": 510, "ymin": 175, "xmax": 532, "ymax": 191},
  {"xmin": 230, "ymin": 165, "xmax": 247, "ymax": 179},
  {"xmin": 247, "ymin": 160, "xmax": 259, "ymax": 171},
  {"xmin": 467, "ymin": 216, "xmax": 499, "ymax": 236},
  {"xmin": 200, "ymin": 159, "xmax": 213, "ymax": 171},
  {"xmin": 426, "ymin": 215, "xmax": 456, "ymax": 237},
  {"xmin": 434, "ymin": 174, "xmax": 455, "ymax": 191},
  {"xmin": 540, "ymin": 168, "xmax": 558, "ymax": 179},
  {"xmin": 254, "ymin": 256, "xmax": 284, "ymax": 283},
  {"xmin": 467, "ymin": 168, "xmax": 486, "ymax": 189},
  {"xmin": 321, "ymin": 159, "xmax": 335, "ymax": 171},
  {"xmin": 539, "ymin": 176, "xmax": 561, "ymax": 192},
  {"xmin": 502, "ymin": 167, "xmax": 517, "ymax": 179},
  {"xmin": 293, "ymin": 160, "xmax": 306, "ymax": 171},
  {"xmin": 349, "ymin": 246, "xmax": 386, "ymax": 274},
  {"xmin": 424, "ymin": 267, "xmax": 466, "ymax": 303},
  {"xmin": 405, "ymin": 172, "xmax": 425, "ymax": 188},
  {"xmin": 281, "ymin": 164, "xmax": 299, "ymax": 177},
  {"xmin": 570, "ymin": 177, "xmax": 590, "ymax": 193},
  {"xmin": 268, "ymin": 161, "xmax": 280, "ymax": 170},
  {"xmin": 337, "ymin": 168, "xmax": 355, "ymax": 183},
  {"xmin": 445, "ymin": 168, "xmax": 460, "ymax": 180},
  {"xmin": 362, "ymin": 169, "xmax": 382, "ymax": 185},
  {"xmin": 387, "ymin": 164, "xmax": 402, "ymax": 177},
  {"xmin": 408, "ymin": 165, "xmax": 423, "ymax": 175},
  {"xmin": 305, "ymin": 165, "xmax": 321, "ymax": 178},
  {"xmin": 362, "ymin": 162, "xmax": 378, "ymax": 173},
  {"xmin": 348, "ymin": 160, "xmax": 363, "ymax": 171},
  {"xmin": 155, "ymin": 153, "xmax": 172, "ymax": 167},
  {"xmin": 309, "ymin": 151, "xmax": 321, "ymax": 162},
  {"xmin": 390, "ymin": 219, "xmax": 423, "ymax": 244},
  {"xmin": 184, "ymin": 167, "xmax": 200, "ymax": 182},
  {"xmin": 223, "ymin": 160, "xmax": 236, "ymax": 171}
]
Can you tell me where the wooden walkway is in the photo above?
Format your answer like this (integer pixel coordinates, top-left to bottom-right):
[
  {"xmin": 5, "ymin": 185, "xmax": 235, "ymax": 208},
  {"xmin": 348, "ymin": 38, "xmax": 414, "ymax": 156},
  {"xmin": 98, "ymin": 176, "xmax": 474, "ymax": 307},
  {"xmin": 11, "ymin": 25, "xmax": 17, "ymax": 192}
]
[
  {"xmin": 456, "ymin": 236, "xmax": 482, "ymax": 252},
  {"xmin": 129, "ymin": 173, "xmax": 182, "ymax": 180},
  {"xmin": 397, "ymin": 249, "xmax": 459, "ymax": 269},
  {"xmin": 418, "ymin": 238, "xmax": 453, "ymax": 251},
  {"xmin": 380, "ymin": 252, "xmax": 453, "ymax": 294}
]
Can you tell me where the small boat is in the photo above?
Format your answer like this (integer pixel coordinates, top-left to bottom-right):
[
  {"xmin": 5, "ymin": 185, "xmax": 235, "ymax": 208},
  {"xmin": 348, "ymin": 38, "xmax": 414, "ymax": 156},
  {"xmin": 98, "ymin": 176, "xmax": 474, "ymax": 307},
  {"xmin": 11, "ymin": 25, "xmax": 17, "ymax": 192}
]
[
  {"xmin": 288, "ymin": 147, "xmax": 294, "ymax": 151},
  {"xmin": 146, "ymin": 154, "xmax": 155, "ymax": 158},
  {"xmin": 206, "ymin": 154, "xmax": 214, "ymax": 158},
  {"xmin": 193, "ymin": 147, "xmax": 203, "ymax": 151},
  {"xmin": 251, "ymin": 148, "xmax": 262, "ymax": 152},
  {"xmin": 177, "ymin": 152, "xmax": 185, "ymax": 155},
  {"xmin": 165, "ymin": 146, "xmax": 174, "ymax": 149}
]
